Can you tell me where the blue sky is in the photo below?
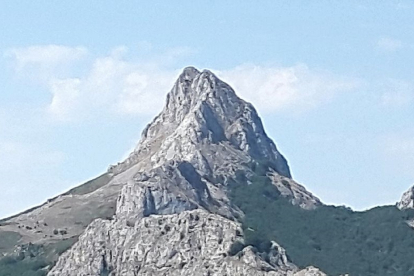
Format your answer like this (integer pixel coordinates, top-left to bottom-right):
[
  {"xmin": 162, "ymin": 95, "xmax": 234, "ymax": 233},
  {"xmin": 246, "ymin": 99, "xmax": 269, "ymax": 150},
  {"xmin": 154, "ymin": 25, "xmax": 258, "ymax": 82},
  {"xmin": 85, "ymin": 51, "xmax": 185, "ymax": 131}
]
[{"xmin": 1, "ymin": 1, "xmax": 414, "ymax": 218}]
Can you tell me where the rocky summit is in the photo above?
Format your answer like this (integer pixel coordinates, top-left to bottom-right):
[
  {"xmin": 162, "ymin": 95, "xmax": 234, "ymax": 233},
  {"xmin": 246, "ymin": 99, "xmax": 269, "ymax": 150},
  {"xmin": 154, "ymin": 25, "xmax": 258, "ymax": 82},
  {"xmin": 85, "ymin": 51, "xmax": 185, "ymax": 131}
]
[
  {"xmin": 47, "ymin": 67, "xmax": 323, "ymax": 275},
  {"xmin": 2, "ymin": 67, "xmax": 414, "ymax": 276},
  {"xmin": 0, "ymin": 67, "xmax": 324, "ymax": 275}
]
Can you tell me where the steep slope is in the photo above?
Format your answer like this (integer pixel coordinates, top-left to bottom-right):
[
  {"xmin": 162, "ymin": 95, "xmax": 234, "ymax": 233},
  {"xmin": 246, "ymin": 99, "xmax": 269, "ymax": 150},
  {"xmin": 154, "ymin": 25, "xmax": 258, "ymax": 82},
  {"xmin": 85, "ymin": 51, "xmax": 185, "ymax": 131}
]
[
  {"xmin": 0, "ymin": 173, "xmax": 117, "ymax": 274},
  {"xmin": 8, "ymin": 67, "xmax": 414, "ymax": 276},
  {"xmin": 397, "ymin": 185, "xmax": 414, "ymax": 210},
  {"xmin": 0, "ymin": 173, "xmax": 115, "ymax": 249},
  {"xmin": 0, "ymin": 67, "xmax": 322, "ymax": 275},
  {"xmin": 48, "ymin": 67, "xmax": 323, "ymax": 275},
  {"xmin": 48, "ymin": 68, "xmax": 414, "ymax": 276},
  {"xmin": 110, "ymin": 67, "xmax": 291, "ymax": 178}
]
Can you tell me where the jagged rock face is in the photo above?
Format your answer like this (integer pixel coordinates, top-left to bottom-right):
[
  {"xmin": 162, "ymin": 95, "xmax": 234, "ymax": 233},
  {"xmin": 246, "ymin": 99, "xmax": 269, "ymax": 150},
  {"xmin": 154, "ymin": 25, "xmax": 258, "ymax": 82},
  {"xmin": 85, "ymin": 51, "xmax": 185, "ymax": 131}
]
[
  {"xmin": 0, "ymin": 67, "xmax": 317, "ymax": 258},
  {"xmin": 48, "ymin": 209, "xmax": 323, "ymax": 276},
  {"xmin": 47, "ymin": 67, "xmax": 325, "ymax": 276},
  {"xmin": 106, "ymin": 67, "xmax": 319, "ymax": 213},
  {"xmin": 109, "ymin": 67, "xmax": 291, "ymax": 179},
  {"xmin": 0, "ymin": 67, "xmax": 327, "ymax": 275},
  {"xmin": 48, "ymin": 210, "xmax": 282, "ymax": 276},
  {"xmin": 397, "ymin": 185, "xmax": 414, "ymax": 210}
]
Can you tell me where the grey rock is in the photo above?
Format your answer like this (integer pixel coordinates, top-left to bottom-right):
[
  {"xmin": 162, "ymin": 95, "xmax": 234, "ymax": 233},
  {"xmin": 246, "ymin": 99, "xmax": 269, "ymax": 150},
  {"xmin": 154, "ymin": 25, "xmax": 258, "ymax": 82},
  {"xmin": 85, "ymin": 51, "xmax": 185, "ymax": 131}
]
[
  {"xmin": 49, "ymin": 209, "xmax": 323, "ymax": 276},
  {"xmin": 48, "ymin": 67, "xmax": 325, "ymax": 275},
  {"xmin": 1, "ymin": 67, "xmax": 325, "ymax": 275},
  {"xmin": 397, "ymin": 185, "xmax": 414, "ymax": 210},
  {"xmin": 109, "ymin": 67, "xmax": 291, "ymax": 179},
  {"xmin": 293, "ymin": 267, "xmax": 327, "ymax": 276},
  {"xmin": 397, "ymin": 185, "xmax": 414, "ymax": 229},
  {"xmin": 269, "ymin": 173, "xmax": 321, "ymax": 210},
  {"xmin": 107, "ymin": 67, "xmax": 319, "ymax": 211}
]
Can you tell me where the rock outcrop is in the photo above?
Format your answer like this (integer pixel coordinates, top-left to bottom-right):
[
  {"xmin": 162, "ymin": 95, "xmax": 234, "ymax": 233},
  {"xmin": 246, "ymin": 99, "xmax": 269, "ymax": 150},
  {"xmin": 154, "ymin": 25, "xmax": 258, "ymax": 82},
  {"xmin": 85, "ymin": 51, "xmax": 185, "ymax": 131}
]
[
  {"xmin": 109, "ymin": 67, "xmax": 291, "ymax": 179},
  {"xmin": 47, "ymin": 67, "xmax": 324, "ymax": 275},
  {"xmin": 107, "ymin": 66, "xmax": 320, "ymax": 211},
  {"xmin": 0, "ymin": 67, "xmax": 327, "ymax": 275},
  {"xmin": 397, "ymin": 185, "xmax": 414, "ymax": 210},
  {"xmin": 49, "ymin": 209, "xmax": 326, "ymax": 276}
]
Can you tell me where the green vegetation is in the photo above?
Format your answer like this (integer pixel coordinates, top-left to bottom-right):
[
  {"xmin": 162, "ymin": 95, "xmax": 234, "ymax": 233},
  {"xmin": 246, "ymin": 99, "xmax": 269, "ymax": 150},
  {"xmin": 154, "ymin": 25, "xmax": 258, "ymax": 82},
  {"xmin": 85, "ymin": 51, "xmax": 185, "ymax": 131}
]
[
  {"xmin": 229, "ymin": 169, "xmax": 414, "ymax": 276},
  {"xmin": 0, "ymin": 256, "xmax": 48, "ymax": 276},
  {"xmin": 0, "ymin": 238, "xmax": 77, "ymax": 276},
  {"xmin": 0, "ymin": 231, "xmax": 22, "ymax": 255}
]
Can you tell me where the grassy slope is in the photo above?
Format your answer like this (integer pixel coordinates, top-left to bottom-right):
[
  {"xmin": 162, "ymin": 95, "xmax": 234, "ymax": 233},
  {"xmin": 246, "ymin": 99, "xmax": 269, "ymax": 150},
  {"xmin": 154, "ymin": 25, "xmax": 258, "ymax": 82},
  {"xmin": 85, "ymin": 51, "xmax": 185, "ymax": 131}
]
[
  {"xmin": 63, "ymin": 173, "xmax": 112, "ymax": 196},
  {"xmin": 0, "ymin": 173, "xmax": 112, "ymax": 276}
]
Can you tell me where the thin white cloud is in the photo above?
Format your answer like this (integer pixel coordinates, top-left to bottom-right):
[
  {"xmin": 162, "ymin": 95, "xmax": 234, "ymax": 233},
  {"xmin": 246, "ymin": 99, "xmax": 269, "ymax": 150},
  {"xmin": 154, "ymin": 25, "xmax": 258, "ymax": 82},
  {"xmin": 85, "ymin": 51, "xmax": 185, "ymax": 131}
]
[
  {"xmin": 5, "ymin": 45, "xmax": 88, "ymax": 82},
  {"xmin": 380, "ymin": 134, "xmax": 414, "ymax": 177},
  {"xmin": 47, "ymin": 52, "xmax": 178, "ymax": 121},
  {"xmin": 5, "ymin": 45, "xmax": 87, "ymax": 67},
  {"xmin": 0, "ymin": 141, "xmax": 65, "ymax": 167},
  {"xmin": 379, "ymin": 79, "xmax": 413, "ymax": 107},
  {"xmin": 376, "ymin": 37, "xmax": 404, "ymax": 53},
  {"xmin": 381, "ymin": 91, "xmax": 412, "ymax": 107},
  {"xmin": 218, "ymin": 64, "xmax": 359, "ymax": 114},
  {"xmin": 49, "ymin": 61, "xmax": 359, "ymax": 120},
  {"xmin": 48, "ymin": 78, "xmax": 82, "ymax": 119},
  {"xmin": 6, "ymin": 45, "xmax": 360, "ymax": 121},
  {"xmin": 5, "ymin": 45, "xmax": 180, "ymax": 121},
  {"xmin": 0, "ymin": 140, "xmax": 66, "ymax": 217},
  {"xmin": 384, "ymin": 137, "xmax": 414, "ymax": 154},
  {"xmin": 396, "ymin": 2, "xmax": 413, "ymax": 10}
]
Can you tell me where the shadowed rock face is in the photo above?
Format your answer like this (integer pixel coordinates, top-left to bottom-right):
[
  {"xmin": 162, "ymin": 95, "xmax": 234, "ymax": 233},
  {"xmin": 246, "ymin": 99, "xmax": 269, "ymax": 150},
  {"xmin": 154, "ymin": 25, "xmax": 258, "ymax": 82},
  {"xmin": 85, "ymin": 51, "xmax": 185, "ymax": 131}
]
[
  {"xmin": 109, "ymin": 67, "xmax": 292, "ymax": 179},
  {"xmin": 47, "ymin": 67, "xmax": 324, "ymax": 275},
  {"xmin": 1, "ymin": 67, "xmax": 324, "ymax": 275},
  {"xmin": 104, "ymin": 67, "xmax": 320, "ymax": 218}
]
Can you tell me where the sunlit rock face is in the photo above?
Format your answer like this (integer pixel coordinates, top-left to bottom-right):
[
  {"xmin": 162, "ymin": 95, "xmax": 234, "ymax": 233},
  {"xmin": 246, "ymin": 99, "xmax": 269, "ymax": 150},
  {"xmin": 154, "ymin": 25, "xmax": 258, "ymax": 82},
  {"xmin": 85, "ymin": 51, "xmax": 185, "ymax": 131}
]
[
  {"xmin": 397, "ymin": 185, "xmax": 414, "ymax": 210},
  {"xmin": 47, "ymin": 67, "xmax": 324, "ymax": 275},
  {"xmin": 109, "ymin": 67, "xmax": 291, "ymax": 179},
  {"xmin": 48, "ymin": 209, "xmax": 327, "ymax": 276}
]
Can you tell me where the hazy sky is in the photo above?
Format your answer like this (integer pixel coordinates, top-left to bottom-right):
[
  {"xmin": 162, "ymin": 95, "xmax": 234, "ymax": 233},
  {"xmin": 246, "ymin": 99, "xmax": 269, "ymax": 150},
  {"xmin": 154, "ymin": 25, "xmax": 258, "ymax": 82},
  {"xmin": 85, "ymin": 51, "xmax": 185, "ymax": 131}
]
[{"xmin": 1, "ymin": 1, "xmax": 414, "ymax": 218}]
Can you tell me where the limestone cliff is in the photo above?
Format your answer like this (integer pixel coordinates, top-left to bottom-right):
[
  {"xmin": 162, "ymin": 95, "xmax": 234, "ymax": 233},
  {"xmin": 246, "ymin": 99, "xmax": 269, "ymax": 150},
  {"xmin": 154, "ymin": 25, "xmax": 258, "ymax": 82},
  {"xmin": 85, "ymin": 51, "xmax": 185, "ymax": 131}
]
[
  {"xmin": 48, "ymin": 67, "xmax": 323, "ymax": 275},
  {"xmin": 0, "ymin": 67, "xmax": 324, "ymax": 275}
]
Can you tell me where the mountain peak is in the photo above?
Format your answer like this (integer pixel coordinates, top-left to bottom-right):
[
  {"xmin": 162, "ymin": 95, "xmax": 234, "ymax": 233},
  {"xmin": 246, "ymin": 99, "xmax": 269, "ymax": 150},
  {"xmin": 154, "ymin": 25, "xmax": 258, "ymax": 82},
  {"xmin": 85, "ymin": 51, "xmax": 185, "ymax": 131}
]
[
  {"xmin": 110, "ymin": 67, "xmax": 292, "ymax": 179},
  {"xmin": 169, "ymin": 66, "xmax": 223, "ymax": 106},
  {"xmin": 47, "ymin": 68, "xmax": 322, "ymax": 275},
  {"xmin": 179, "ymin": 66, "xmax": 200, "ymax": 81},
  {"xmin": 0, "ymin": 66, "xmax": 323, "ymax": 276}
]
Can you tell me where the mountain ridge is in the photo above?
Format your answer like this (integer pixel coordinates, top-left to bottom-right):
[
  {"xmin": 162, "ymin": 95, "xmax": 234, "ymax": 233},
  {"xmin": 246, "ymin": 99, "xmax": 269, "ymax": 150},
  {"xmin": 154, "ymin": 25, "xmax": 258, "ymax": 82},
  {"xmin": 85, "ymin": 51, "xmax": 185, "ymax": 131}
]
[
  {"xmin": 2, "ymin": 67, "xmax": 413, "ymax": 275},
  {"xmin": 109, "ymin": 66, "xmax": 291, "ymax": 179},
  {"xmin": 46, "ymin": 66, "xmax": 323, "ymax": 275}
]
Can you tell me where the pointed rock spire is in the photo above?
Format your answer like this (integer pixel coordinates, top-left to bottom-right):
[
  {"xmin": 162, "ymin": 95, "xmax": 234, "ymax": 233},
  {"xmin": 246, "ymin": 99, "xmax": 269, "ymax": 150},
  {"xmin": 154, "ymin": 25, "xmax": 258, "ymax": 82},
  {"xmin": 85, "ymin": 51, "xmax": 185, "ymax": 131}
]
[
  {"xmin": 111, "ymin": 67, "xmax": 291, "ymax": 178},
  {"xmin": 1, "ymin": 66, "xmax": 324, "ymax": 276}
]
